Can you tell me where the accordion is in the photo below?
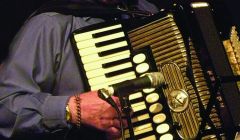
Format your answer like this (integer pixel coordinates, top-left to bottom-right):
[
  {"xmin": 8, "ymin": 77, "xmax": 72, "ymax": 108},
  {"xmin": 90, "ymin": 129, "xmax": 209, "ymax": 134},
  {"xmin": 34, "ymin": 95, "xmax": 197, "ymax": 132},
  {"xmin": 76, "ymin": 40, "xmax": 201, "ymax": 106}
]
[{"xmin": 70, "ymin": 2, "xmax": 239, "ymax": 139}]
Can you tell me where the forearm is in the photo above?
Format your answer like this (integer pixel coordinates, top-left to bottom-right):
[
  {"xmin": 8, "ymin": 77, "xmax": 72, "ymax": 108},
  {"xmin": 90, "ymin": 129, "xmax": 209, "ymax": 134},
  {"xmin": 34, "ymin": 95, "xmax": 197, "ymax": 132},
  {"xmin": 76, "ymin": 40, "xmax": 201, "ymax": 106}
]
[{"xmin": 0, "ymin": 92, "xmax": 69, "ymax": 138}]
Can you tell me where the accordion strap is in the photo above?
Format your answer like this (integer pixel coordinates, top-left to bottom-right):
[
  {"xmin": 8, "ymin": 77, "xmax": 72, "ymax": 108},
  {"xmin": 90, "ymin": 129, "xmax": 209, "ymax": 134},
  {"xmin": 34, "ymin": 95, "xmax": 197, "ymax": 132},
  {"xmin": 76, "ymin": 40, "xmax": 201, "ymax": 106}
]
[
  {"xmin": 30, "ymin": 0, "xmax": 130, "ymax": 19},
  {"xmin": 29, "ymin": 0, "xmax": 153, "ymax": 19}
]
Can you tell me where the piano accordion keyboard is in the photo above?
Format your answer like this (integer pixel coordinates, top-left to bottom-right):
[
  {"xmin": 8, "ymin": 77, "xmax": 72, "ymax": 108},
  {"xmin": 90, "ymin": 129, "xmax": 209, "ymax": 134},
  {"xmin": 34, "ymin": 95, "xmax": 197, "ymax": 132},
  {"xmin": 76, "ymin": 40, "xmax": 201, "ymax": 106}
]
[
  {"xmin": 128, "ymin": 14, "xmax": 223, "ymax": 139},
  {"xmin": 71, "ymin": 22, "xmax": 174, "ymax": 139},
  {"xmin": 72, "ymin": 22, "xmax": 136, "ymax": 90}
]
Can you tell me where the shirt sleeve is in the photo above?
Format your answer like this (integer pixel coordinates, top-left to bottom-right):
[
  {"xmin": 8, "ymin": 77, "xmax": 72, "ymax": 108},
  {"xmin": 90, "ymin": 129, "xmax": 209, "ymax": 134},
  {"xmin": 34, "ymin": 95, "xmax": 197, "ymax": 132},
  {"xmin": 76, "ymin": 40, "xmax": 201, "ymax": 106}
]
[{"xmin": 0, "ymin": 13, "xmax": 71, "ymax": 138}]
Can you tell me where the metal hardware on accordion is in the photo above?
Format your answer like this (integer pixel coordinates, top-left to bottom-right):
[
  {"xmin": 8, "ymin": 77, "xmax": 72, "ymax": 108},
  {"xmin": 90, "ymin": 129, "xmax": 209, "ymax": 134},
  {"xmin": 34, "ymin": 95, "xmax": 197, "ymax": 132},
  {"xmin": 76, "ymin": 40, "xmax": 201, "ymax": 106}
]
[
  {"xmin": 71, "ymin": 22, "xmax": 175, "ymax": 140},
  {"xmin": 159, "ymin": 62, "xmax": 199, "ymax": 139},
  {"xmin": 127, "ymin": 11, "xmax": 224, "ymax": 139}
]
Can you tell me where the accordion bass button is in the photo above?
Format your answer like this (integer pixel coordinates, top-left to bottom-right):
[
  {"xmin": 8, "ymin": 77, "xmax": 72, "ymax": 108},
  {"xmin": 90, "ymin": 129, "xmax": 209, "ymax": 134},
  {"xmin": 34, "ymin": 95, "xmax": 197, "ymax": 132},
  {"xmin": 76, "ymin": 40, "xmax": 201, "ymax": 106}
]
[
  {"xmin": 160, "ymin": 133, "xmax": 173, "ymax": 140},
  {"xmin": 143, "ymin": 88, "xmax": 155, "ymax": 93},
  {"xmin": 149, "ymin": 103, "xmax": 163, "ymax": 114},
  {"xmin": 133, "ymin": 53, "xmax": 146, "ymax": 64},
  {"xmin": 153, "ymin": 113, "xmax": 166, "ymax": 124},
  {"xmin": 146, "ymin": 92, "xmax": 159, "ymax": 103},
  {"xmin": 136, "ymin": 63, "xmax": 149, "ymax": 74},
  {"xmin": 139, "ymin": 135, "xmax": 156, "ymax": 140},
  {"xmin": 156, "ymin": 123, "xmax": 170, "ymax": 134}
]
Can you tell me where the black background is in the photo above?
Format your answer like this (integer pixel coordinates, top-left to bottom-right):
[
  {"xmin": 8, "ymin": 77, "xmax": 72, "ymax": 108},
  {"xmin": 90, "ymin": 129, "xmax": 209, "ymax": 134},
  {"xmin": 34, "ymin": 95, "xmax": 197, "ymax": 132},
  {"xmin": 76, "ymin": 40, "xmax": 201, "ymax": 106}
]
[{"xmin": 0, "ymin": 0, "xmax": 49, "ymax": 63}]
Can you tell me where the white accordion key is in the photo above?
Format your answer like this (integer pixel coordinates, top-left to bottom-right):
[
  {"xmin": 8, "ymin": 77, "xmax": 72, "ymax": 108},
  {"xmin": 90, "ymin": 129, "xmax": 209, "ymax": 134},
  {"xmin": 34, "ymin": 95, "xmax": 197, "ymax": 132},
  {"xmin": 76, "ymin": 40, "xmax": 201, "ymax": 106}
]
[
  {"xmin": 131, "ymin": 113, "xmax": 150, "ymax": 123},
  {"xmin": 88, "ymin": 71, "xmax": 135, "ymax": 86},
  {"xmin": 74, "ymin": 24, "xmax": 122, "ymax": 42},
  {"xmin": 131, "ymin": 101, "xmax": 146, "ymax": 112},
  {"xmin": 83, "ymin": 53, "xmax": 130, "ymax": 71},
  {"xmin": 81, "ymin": 50, "xmax": 130, "ymax": 63},
  {"xmin": 86, "ymin": 62, "xmax": 133, "ymax": 78},
  {"xmin": 78, "ymin": 41, "xmax": 128, "ymax": 56},
  {"xmin": 76, "ymin": 32, "xmax": 125, "ymax": 49}
]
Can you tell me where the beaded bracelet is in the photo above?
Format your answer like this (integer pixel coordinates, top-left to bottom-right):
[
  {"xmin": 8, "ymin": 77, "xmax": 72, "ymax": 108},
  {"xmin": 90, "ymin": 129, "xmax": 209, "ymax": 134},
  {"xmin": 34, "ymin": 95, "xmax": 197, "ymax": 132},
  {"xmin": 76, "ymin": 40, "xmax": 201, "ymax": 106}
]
[{"xmin": 74, "ymin": 94, "xmax": 81, "ymax": 128}]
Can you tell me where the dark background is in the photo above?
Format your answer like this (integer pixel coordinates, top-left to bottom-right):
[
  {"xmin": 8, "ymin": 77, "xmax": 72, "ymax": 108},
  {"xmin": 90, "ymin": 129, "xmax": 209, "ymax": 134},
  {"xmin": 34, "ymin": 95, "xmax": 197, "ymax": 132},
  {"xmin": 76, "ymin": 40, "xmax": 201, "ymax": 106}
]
[
  {"xmin": 0, "ymin": 0, "xmax": 49, "ymax": 63},
  {"xmin": 0, "ymin": 0, "xmax": 239, "ymax": 63}
]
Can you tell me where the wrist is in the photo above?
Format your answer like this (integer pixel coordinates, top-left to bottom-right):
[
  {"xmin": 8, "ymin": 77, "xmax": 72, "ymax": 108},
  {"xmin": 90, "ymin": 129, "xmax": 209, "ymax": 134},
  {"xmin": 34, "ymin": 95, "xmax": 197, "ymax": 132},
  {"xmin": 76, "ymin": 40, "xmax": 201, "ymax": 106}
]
[
  {"xmin": 66, "ymin": 95, "xmax": 81, "ymax": 127},
  {"xmin": 65, "ymin": 104, "xmax": 71, "ymax": 122}
]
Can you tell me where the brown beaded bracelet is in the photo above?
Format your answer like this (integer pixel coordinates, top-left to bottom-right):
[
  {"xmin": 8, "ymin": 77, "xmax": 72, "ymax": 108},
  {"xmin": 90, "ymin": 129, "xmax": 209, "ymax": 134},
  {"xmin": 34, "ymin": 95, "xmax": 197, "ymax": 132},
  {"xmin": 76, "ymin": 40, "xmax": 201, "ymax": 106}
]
[{"xmin": 74, "ymin": 94, "xmax": 81, "ymax": 128}]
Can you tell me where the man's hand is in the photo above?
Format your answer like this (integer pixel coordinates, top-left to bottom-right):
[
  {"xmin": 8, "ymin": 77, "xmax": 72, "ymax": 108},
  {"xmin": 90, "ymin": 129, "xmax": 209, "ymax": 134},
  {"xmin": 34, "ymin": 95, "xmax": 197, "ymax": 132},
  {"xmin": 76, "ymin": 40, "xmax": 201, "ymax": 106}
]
[{"xmin": 68, "ymin": 91, "xmax": 125, "ymax": 139}]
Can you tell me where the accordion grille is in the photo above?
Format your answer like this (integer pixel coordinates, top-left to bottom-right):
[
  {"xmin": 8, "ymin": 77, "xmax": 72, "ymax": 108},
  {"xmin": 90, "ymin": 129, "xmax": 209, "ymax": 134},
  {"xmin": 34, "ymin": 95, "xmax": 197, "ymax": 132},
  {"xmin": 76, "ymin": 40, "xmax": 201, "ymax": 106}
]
[
  {"xmin": 160, "ymin": 62, "xmax": 199, "ymax": 139},
  {"xmin": 128, "ymin": 14, "xmax": 222, "ymax": 139}
]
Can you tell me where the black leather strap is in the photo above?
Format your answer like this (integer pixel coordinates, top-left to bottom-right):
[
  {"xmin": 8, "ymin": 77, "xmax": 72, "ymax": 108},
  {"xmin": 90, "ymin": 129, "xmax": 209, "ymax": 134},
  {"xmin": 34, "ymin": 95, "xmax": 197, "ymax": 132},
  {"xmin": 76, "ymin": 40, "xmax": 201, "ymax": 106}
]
[{"xmin": 30, "ymin": 0, "xmax": 129, "ymax": 18}]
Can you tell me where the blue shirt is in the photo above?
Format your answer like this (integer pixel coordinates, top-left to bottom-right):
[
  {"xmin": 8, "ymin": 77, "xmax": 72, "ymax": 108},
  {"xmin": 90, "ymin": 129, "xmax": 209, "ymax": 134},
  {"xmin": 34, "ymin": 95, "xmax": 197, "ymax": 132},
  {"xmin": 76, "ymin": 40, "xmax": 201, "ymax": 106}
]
[{"xmin": 0, "ymin": 0, "xmax": 158, "ymax": 139}]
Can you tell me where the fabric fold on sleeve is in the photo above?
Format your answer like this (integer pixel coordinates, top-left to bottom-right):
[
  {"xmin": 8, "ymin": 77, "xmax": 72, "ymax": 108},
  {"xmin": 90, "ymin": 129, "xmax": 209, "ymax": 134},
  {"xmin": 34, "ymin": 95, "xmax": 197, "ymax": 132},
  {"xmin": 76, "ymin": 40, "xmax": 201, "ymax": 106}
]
[{"xmin": 42, "ymin": 95, "xmax": 70, "ymax": 129}]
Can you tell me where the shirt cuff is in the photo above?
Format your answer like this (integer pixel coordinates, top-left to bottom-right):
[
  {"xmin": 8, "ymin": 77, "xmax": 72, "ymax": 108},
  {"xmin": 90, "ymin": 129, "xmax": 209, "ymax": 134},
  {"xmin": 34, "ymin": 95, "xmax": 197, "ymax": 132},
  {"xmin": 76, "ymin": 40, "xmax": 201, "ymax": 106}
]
[{"xmin": 42, "ymin": 95, "xmax": 70, "ymax": 130}]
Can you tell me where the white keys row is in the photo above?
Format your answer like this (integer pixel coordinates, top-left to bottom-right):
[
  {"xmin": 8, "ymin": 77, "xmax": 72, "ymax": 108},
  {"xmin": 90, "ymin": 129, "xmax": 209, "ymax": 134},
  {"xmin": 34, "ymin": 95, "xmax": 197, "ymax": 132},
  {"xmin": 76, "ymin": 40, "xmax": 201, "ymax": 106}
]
[
  {"xmin": 124, "ymin": 123, "xmax": 153, "ymax": 138},
  {"xmin": 86, "ymin": 62, "xmax": 133, "ymax": 79},
  {"xmin": 81, "ymin": 50, "xmax": 130, "ymax": 63},
  {"xmin": 90, "ymin": 74, "xmax": 136, "ymax": 90},
  {"xmin": 78, "ymin": 41, "xmax": 128, "ymax": 56},
  {"xmin": 131, "ymin": 101, "xmax": 147, "ymax": 112},
  {"xmin": 83, "ymin": 53, "xmax": 130, "ymax": 71},
  {"xmin": 76, "ymin": 32, "xmax": 125, "ymax": 49},
  {"xmin": 131, "ymin": 114, "xmax": 150, "ymax": 123},
  {"xmin": 74, "ymin": 24, "xmax": 122, "ymax": 42},
  {"xmin": 89, "ymin": 71, "xmax": 136, "ymax": 87}
]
